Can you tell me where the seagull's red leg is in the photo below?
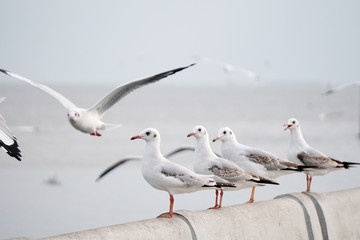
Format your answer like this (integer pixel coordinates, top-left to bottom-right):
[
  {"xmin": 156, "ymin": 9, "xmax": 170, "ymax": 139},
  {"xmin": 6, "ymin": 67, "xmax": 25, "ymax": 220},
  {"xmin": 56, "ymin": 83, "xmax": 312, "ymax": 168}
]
[
  {"xmin": 308, "ymin": 176, "xmax": 312, "ymax": 192},
  {"xmin": 246, "ymin": 187, "xmax": 256, "ymax": 203},
  {"xmin": 303, "ymin": 174, "xmax": 311, "ymax": 193},
  {"xmin": 218, "ymin": 189, "xmax": 224, "ymax": 208},
  {"xmin": 209, "ymin": 189, "xmax": 219, "ymax": 209},
  {"xmin": 159, "ymin": 194, "xmax": 174, "ymax": 218},
  {"xmin": 90, "ymin": 131, "xmax": 102, "ymax": 136}
]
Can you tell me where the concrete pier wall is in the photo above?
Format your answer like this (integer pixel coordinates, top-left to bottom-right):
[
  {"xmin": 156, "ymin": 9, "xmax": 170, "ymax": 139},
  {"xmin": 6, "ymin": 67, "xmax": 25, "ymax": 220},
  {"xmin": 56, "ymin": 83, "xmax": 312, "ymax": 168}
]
[{"xmin": 36, "ymin": 188, "xmax": 360, "ymax": 240}]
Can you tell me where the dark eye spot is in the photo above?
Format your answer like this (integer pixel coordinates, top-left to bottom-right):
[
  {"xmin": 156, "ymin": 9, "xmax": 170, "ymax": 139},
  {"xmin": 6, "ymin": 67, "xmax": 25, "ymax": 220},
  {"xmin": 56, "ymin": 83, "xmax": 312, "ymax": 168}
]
[
  {"xmin": 230, "ymin": 131, "xmax": 232, "ymax": 135},
  {"xmin": 198, "ymin": 128, "xmax": 201, "ymax": 132},
  {"xmin": 154, "ymin": 134, "xmax": 157, "ymax": 138},
  {"xmin": 292, "ymin": 121, "xmax": 296, "ymax": 124},
  {"xmin": 146, "ymin": 131, "xmax": 150, "ymax": 136},
  {"xmin": 223, "ymin": 131, "xmax": 227, "ymax": 134}
]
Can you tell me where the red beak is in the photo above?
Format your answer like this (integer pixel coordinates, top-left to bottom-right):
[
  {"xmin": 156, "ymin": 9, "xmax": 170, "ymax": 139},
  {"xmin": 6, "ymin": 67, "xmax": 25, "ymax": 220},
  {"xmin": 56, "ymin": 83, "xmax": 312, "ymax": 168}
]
[
  {"xmin": 212, "ymin": 136, "xmax": 221, "ymax": 142},
  {"xmin": 131, "ymin": 135, "xmax": 142, "ymax": 140},
  {"xmin": 187, "ymin": 132, "xmax": 196, "ymax": 137},
  {"xmin": 283, "ymin": 124, "xmax": 292, "ymax": 130}
]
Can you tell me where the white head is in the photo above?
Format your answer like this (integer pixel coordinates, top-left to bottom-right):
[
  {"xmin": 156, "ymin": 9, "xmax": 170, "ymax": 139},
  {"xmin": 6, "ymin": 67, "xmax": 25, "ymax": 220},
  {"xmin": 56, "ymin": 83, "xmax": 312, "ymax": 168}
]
[
  {"xmin": 283, "ymin": 118, "xmax": 300, "ymax": 131},
  {"xmin": 131, "ymin": 128, "xmax": 160, "ymax": 143},
  {"xmin": 67, "ymin": 110, "xmax": 81, "ymax": 122},
  {"xmin": 187, "ymin": 125, "xmax": 208, "ymax": 139},
  {"xmin": 213, "ymin": 127, "xmax": 236, "ymax": 142}
]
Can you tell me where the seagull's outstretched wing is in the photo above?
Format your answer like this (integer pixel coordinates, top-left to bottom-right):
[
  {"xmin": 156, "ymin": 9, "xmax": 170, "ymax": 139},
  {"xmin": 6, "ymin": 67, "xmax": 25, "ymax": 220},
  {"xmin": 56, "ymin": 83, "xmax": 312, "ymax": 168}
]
[
  {"xmin": 96, "ymin": 146, "xmax": 195, "ymax": 181},
  {"xmin": 89, "ymin": 63, "xmax": 195, "ymax": 116},
  {"xmin": 164, "ymin": 146, "xmax": 195, "ymax": 158},
  {"xmin": 0, "ymin": 69, "xmax": 77, "ymax": 110},
  {"xmin": 0, "ymin": 114, "xmax": 21, "ymax": 161},
  {"xmin": 96, "ymin": 156, "xmax": 142, "ymax": 181},
  {"xmin": 324, "ymin": 82, "xmax": 360, "ymax": 95}
]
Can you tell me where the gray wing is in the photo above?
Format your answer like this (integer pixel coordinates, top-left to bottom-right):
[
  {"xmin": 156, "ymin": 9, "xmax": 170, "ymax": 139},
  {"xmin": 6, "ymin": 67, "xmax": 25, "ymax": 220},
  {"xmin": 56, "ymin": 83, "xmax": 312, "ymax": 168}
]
[
  {"xmin": 297, "ymin": 152, "xmax": 336, "ymax": 168},
  {"xmin": 0, "ymin": 69, "xmax": 77, "ymax": 110},
  {"xmin": 246, "ymin": 154, "xmax": 291, "ymax": 170},
  {"xmin": 208, "ymin": 164, "xmax": 247, "ymax": 181},
  {"xmin": 89, "ymin": 63, "xmax": 195, "ymax": 116},
  {"xmin": 0, "ymin": 114, "xmax": 21, "ymax": 161}
]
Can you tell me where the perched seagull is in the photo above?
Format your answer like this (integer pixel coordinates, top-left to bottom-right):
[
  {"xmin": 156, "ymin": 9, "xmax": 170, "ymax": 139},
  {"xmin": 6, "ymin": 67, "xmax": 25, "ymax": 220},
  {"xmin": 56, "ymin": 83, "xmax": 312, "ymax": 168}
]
[
  {"xmin": 0, "ymin": 64, "xmax": 194, "ymax": 136},
  {"xmin": 284, "ymin": 117, "xmax": 360, "ymax": 192},
  {"xmin": 188, "ymin": 125, "xmax": 278, "ymax": 207},
  {"xmin": 324, "ymin": 81, "xmax": 360, "ymax": 139},
  {"xmin": 196, "ymin": 56, "xmax": 260, "ymax": 81},
  {"xmin": 213, "ymin": 127, "xmax": 302, "ymax": 202},
  {"xmin": 130, "ymin": 128, "xmax": 234, "ymax": 218},
  {"xmin": 96, "ymin": 146, "xmax": 195, "ymax": 181},
  {"xmin": 0, "ymin": 97, "xmax": 21, "ymax": 161}
]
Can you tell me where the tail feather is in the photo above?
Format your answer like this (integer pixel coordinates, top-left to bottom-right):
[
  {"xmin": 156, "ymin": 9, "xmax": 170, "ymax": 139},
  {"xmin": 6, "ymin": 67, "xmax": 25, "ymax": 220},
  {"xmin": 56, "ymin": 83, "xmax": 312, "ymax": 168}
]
[
  {"xmin": 331, "ymin": 158, "xmax": 360, "ymax": 169},
  {"xmin": 104, "ymin": 123, "xmax": 122, "ymax": 131},
  {"xmin": 202, "ymin": 181, "xmax": 236, "ymax": 188},
  {"xmin": 341, "ymin": 161, "xmax": 360, "ymax": 169}
]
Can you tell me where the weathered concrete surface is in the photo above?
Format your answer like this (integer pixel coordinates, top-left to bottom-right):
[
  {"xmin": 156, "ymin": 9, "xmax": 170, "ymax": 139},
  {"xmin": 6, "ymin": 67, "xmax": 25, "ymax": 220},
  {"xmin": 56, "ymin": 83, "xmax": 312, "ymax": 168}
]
[
  {"xmin": 23, "ymin": 188, "xmax": 360, "ymax": 240},
  {"xmin": 40, "ymin": 216, "xmax": 192, "ymax": 240}
]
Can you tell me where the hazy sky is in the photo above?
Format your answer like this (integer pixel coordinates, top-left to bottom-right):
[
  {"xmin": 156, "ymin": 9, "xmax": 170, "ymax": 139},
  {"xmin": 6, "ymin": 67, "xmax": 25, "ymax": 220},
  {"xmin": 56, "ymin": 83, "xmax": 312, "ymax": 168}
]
[{"xmin": 0, "ymin": 0, "xmax": 359, "ymax": 86}]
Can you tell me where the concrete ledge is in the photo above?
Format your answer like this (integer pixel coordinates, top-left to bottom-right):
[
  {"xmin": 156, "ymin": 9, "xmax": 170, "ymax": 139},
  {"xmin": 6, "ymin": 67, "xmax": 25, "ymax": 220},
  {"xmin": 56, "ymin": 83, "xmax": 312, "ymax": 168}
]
[{"xmin": 37, "ymin": 188, "xmax": 360, "ymax": 240}]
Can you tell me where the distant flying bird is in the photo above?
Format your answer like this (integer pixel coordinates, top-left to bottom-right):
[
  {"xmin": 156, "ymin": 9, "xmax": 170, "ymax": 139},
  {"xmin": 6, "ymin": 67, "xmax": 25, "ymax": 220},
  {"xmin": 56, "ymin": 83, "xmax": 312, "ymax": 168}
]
[
  {"xmin": 0, "ymin": 97, "xmax": 21, "ymax": 161},
  {"xmin": 284, "ymin": 118, "xmax": 360, "ymax": 192},
  {"xmin": 44, "ymin": 171, "xmax": 61, "ymax": 186},
  {"xmin": 195, "ymin": 56, "xmax": 260, "ymax": 81},
  {"xmin": 324, "ymin": 81, "xmax": 360, "ymax": 139},
  {"xmin": 0, "ymin": 64, "xmax": 195, "ymax": 136},
  {"xmin": 323, "ymin": 82, "xmax": 360, "ymax": 95}
]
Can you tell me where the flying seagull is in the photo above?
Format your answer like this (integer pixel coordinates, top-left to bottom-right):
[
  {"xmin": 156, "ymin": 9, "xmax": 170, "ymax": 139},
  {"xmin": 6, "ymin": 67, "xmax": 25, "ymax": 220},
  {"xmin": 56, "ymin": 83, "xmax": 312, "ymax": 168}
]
[
  {"xmin": 0, "ymin": 64, "xmax": 195, "ymax": 136},
  {"xmin": 324, "ymin": 81, "xmax": 360, "ymax": 139},
  {"xmin": 0, "ymin": 97, "xmax": 21, "ymax": 161},
  {"xmin": 196, "ymin": 56, "xmax": 259, "ymax": 81}
]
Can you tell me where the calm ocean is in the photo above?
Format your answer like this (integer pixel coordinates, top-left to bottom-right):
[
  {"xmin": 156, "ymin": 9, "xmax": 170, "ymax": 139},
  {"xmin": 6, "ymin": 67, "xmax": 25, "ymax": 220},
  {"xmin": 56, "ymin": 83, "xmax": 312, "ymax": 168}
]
[{"xmin": 1, "ymin": 83, "xmax": 359, "ymax": 239}]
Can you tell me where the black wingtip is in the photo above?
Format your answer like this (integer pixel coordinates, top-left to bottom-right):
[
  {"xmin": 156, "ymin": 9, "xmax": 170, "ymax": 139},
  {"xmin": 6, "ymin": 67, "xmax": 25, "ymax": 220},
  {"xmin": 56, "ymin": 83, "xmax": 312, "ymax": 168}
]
[
  {"xmin": 0, "ymin": 68, "xmax": 8, "ymax": 75},
  {"xmin": 251, "ymin": 177, "xmax": 279, "ymax": 185},
  {"xmin": 342, "ymin": 161, "xmax": 360, "ymax": 169}
]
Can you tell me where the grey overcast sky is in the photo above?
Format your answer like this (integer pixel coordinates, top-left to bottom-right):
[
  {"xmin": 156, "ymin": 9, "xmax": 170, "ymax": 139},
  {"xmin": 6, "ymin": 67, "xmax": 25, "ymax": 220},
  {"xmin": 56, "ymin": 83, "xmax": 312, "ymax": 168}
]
[{"xmin": 0, "ymin": 0, "xmax": 359, "ymax": 86}]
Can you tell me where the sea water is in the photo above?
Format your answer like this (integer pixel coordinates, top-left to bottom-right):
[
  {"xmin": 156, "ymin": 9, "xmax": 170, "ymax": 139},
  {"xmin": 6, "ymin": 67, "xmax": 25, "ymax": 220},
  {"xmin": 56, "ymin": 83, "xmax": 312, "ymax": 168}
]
[{"xmin": 0, "ymin": 82, "xmax": 359, "ymax": 239}]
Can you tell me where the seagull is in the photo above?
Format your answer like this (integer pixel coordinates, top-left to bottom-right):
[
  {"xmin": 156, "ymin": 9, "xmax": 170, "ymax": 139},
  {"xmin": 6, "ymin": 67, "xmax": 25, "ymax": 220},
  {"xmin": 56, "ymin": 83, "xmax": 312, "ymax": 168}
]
[
  {"xmin": 213, "ymin": 127, "xmax": 302, "ymax": 202},
  {"xmin": 324, "ymin": 82, "xmax": 360, "ymax": 95},
  {"xmin": 44, "ymin": 171, "xmax": 61, "ymax": 186},
  {"xmin": 324, "ymin": 81, "xmax": 360, "ymax": 139},
  {"xmin": 0, "ymin": 64, "xmax": 195, "ymax": 136},
  {"xmin": 188, "ymin": 125, "xmax": 279, "ymax": 207},
  {"xmin": 196, "ymin": 56, "xmax": 260, "ymax": 81},
  {"xmin": 0, "ymin": 97, "xmax": 21, "ymax": 161},
  {"xmin": 130, "ymin": 128, "xmax": 234, "ymax": 218},
  {"xmin": 284, "ymin": 117, "xmax": 360, "ymax": 192}
]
